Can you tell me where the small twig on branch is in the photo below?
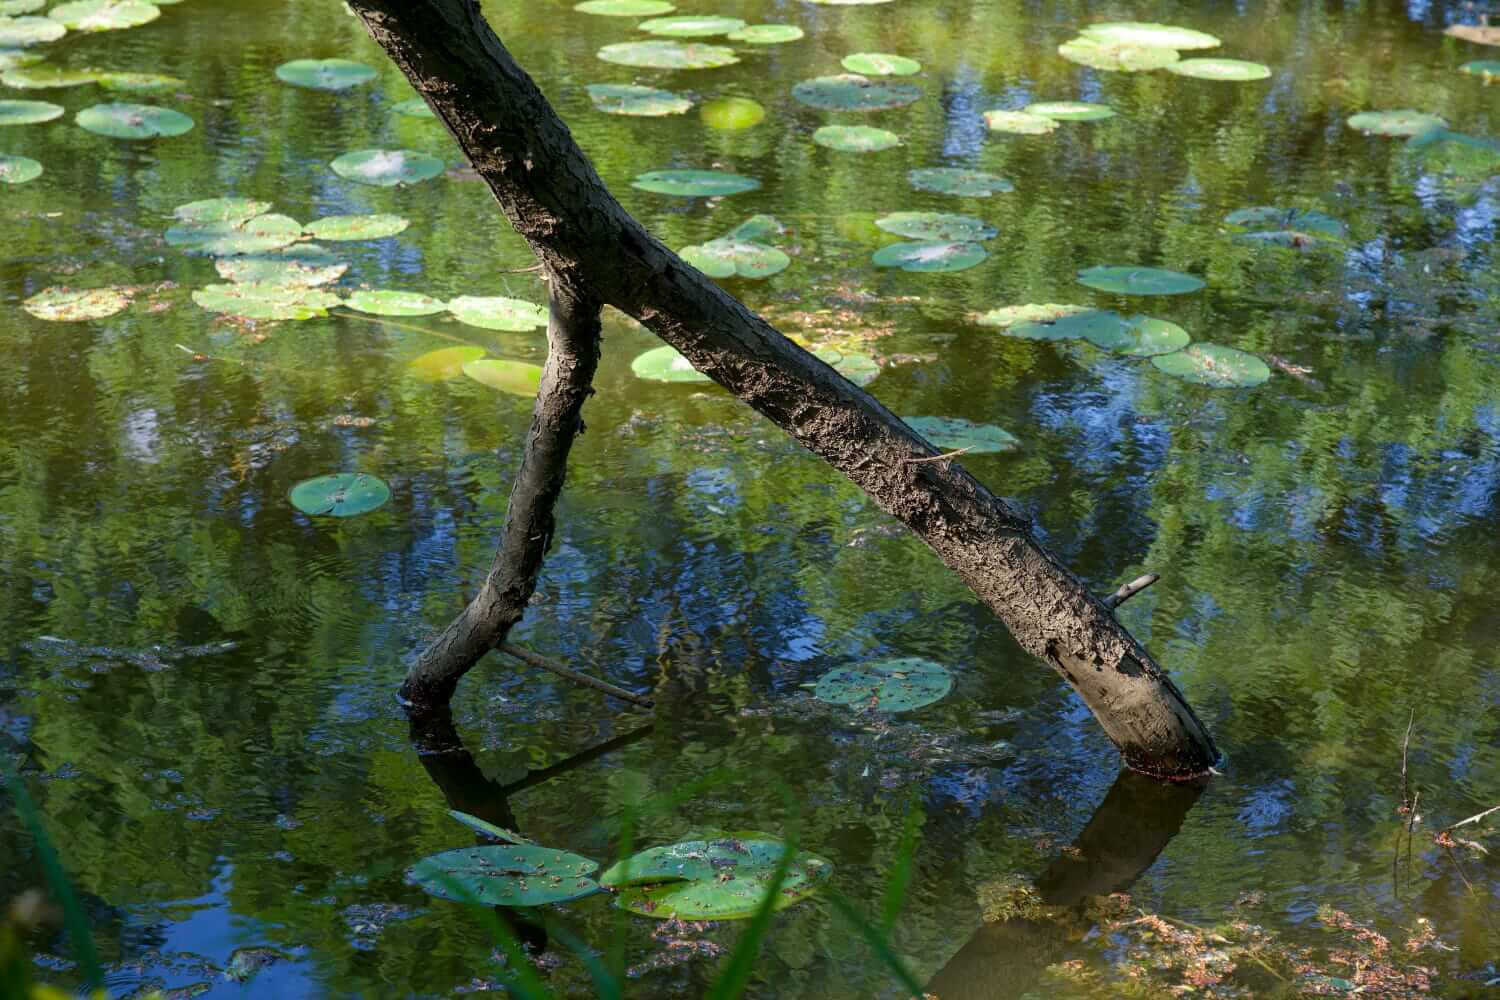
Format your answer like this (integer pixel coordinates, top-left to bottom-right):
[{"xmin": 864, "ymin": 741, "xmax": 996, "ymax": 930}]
[
  {"xmin": 1104, "ymin": 574, "xmax": 1160, "ymax": 610},
  {"xmin": 903, "ymin": 447, "xmax": 972, "ymax": 464},
  {"xmin": 498, "ymin": 642, "xmax": 654, "ymax": 708},
  {"xmin": 1442, "ymin": 802, "xmax": 1500, "ymax": 835}
]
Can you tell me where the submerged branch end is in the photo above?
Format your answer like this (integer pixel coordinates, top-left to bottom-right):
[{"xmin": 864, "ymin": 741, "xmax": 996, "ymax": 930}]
[
  {"xmin": 498, "ymin": 642, "xmax": 654, "ymax": 708},
  {"xmin": 1104, "ymin": 573, "xmax": 1160, "ymax": 610}
]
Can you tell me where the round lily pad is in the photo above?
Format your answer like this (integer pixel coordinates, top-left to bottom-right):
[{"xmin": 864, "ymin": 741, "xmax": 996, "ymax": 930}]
[
  {"xmin": 908, "ymin": 167, "xmax": 1013, "ymax": 197},
  {"xmin": 1004, "ymin": 308, "xmax": 1131, "ymax": 342},
  {"xmin": 191, "ymin": 282, "xmax": 340, "ymax": 321},
  {"xmin": 47, "ymin": 0, "xmax": 159, "ymax": 31},
  {"xmin": 872, "ymin": 240, "xmax": 988, "ymax": 273},
  {"xmin": 875, "ymin": 211, "xmax": 996, "ymax": 241},
  {"xmin": 1150, "ymin": 343, "xmax": 1270, "ymax": 387},
  {"xmin": 75, "ymin": 102, "xmax": 192, "ymax": 138},
  {"xmin": 1459, "ymin": 60, "xmax": 1500, "ymax": 78},
  {"xmin": 304, "ymin": 213, "xmax": 410, "ymax": 240},
  {"xmin": 597, "ymin": 40, "xmax": 738, "ymax": 70},
  {"xmin": 814, "ymin": 657, "xmax": 953, "ymax": 712},
  {"xmin": 1080, "ymin": 22, "xmax": 1221, "ymax": 50},
  {"xmin": 0, "ymin": 152, "xmax": 41, "ymax": 182},
  {"xmin": 700, "ymin": 96, "xmax": 764, "ymax": 129},
  {"xmin": 680, "ymin": 238, "xmax": 789, "ymax": 279},
  {"xmin": 1346, "ymin": 109, "xmax": 1446, "ymax": 137},
  {"xmin": 1024, "ymin": 101, "xmax": 1115, "ymax": 121},
  {"xmin": 1057, "ymin": 36, "xmax": 1180, "ymax": 73},
  {"xmin": 587, "ymin": 83, "xmax": 692, "ymax": 117},
  {"xmin": 1077, "ymin": 265, "xmax": 1204, "ymax": 295},
  {"xmin": 330, "ymin": 148, "xmax": 444, "ymax": 186},
  {"xmin": 347, "ymin": 290, "xmax": 447, "ymax": 316},
  {"xmin": 96, "ymin": 71, "xmax": 183, "ymax": 91},
  {"xmin": 0, "ymin": 15, "xmax": 65, "ymax": 45},
  {"xmin": 574, "ymin": 0, "xmax": 674, "ymax": 13},
  {"xmin": 0, "ymin": 65, "xmax": 100, "ymax": 88},
  {"xmin": 975, "ymin": 303, "xmax": 1092, "ymax": 330},
  {"xmin": 447, "ymin": 295, "xmax": 547, "ymax": 331},
  {"xmin": 0, "ymin": 0, "xmax": 44, "ymax": 13},
  {"xmin": 841, "ymin": 52, "xmax": 920, "ymax": 76},
  {"xmin": 904, "ymin": 416, "xmax": 1019, "ymax": 454},
  {"xmin": 632, "ymin": 344, "xmax": 711, "ymax": 382},
  {"xmin": 813, "ymin": 347, "xmax": 879, "ymax": 386},
  {"xmin": 408, "ymin": 345, "xmax": 486, "ymax": 381},
  {"xmin": 983, "ymin": 109, "xmax": 1058, "ymax": 134},
  {"xmin": 214, "ymin": 244, "xmax": 347, "ymax": 287},
  {"xmin": 639, "ymin": 14, "xmax": 744, "ymax": 37},
  {"xmin": 391, "ymin": 97, "xmax": 434, "ymax": 118},
  {"xmin": 0, "ymin": 98, "xmax": 63, "ymax": 124},
  {"xmin": 407, "ymin": 846, "xmax": 600, "ymax": 907},
  {"xmin": 632, "ymin": 168, "xmax": 759, "ymax": 196},
  {"xmin": 174, "ymin": 197, "xmax": 271, "ymax": 224},
  {"xmin": 1080, "ymin": 314, "xmax": 1191, "ymax": 355},
  {"xmin": 23, "ymin": 286, "xmax": 128, "ymax": 320},
  {"xmin": 1166, "ymin": 58, "xmax": 1271, "ymax": 81},
  {"xmin": 289, "ymin": 473, "xmax": 392, "ymax": 517},
  {"xmin": 274, "ymin": 58, "xmax": 377, "ymax": 91},
  {"xmin": 726, "ymin": 23, "xmax": 802, "ymax": 43},
  {"xmin": 791, "ymin": 73, "xmax": 919, "ymax": 111},
  {"xmin": 462, "ymin": 358, "xmax": 545, "ymax": 396},
  {"xmin": 166, "ymin": 214, "xmax": 303, "ymax": 256},
  {"xmin": 812, "ymin": 124, "xmax": 900, "ymax": 151},
  {"xmin": 601, "ymin": 839, "xmax": 832, "ymax": 920}
]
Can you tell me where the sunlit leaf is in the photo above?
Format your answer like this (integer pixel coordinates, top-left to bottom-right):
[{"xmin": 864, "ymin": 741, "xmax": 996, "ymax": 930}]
[
  {"xmin": 813, "ymin": 124, "xmax": 900, "ymax": 152},
  {"xmin": 1057, "ymin": 36, "xmax": 1180, "ymax": 72},
  {"xmin": 75, "ymin": 101, "xmax": 192, "ymax": 138},
  {"xmin": 1024, "ymin": 101, "xmax": 1115, "ymax": 121},
  {"xmin": 1166, "ymin": 58, "xmax": 1271, "ymax": 81},
  {"xmin": 602, "ymin": 839, "xmax": 832, "ymax": 920},
  {"xmin": 1003, "ymin": 308, "xmax": 1128, "ymax": 341},
  {"xmin": 462, "ymin": 358, "xmax": 545, "ymax": 396},
  {"xmin": 408, "ymin": 345, "xmax": 486, "ymax": 381},
  {"xmin": 47, "ymin": 0, "xmax": 159, "ymax": 31},
  {"xmin": 303, "ymin": 213, "xmax": 409, "ymax": 240},
  {"xmin": 982, "ymin": 110, "xmax": 1058, "ymax": 134},
  {"xmin": 574, "ymin": 0, "xmax": 674, "ymax": 13},
  {"xmin": 0, "ymin": 15, "xmax": 65, "ymax": 45},
  {"xmin": 329, "ymin": 148, "xmax": 444, "ymax": 186},
  {"xmin": 96, "ymin": 70, "xmax": 182, "ymax": 90},
  {"xmin": 214, "ymin": 244, "xmax": 347, "ymax": 287},
  {"xmin": 346, "ymin": 290, "xmax": 447, "ymax": 316},
  {"xmin": 726, "ymin": 23, "xmax": 802, "ymax": 43},
  {"xmin": 274, "ymin": 58, "xmax": 377, "ymax": 91},
  {"xmin": 191, "ymin": 282, "xmax": 340, "ymax": 321},
  {"xmin": 974, "ymin": 303, "xmax": 1092, "ymax": 330},
  {"xmin": 173, "ymin": 197, "xmax": 271, "ymax": 224},
  {"xmin": 872, "ymin": 240, "xmax": 988, "ymax": 273},
  {"xmin": 596, "ymin": 40, "xmax": 738, "ymax": 70},
  {"xmin": 23, "ymin": 285, "xmax": 128, "ymax": 320},
  {"xmin": 447, "ymin": 295, "xmax": 547, "ymax": 331},
  {"xmin": 631, "ymin": 344, "xmax": 712, "ymax": 382},
  {"xmin": 700, "ymin": 96, "xmax": 764, "ymax": 129},
  {"xmin": 840, "ymin": 52, "xmax": 920, "ymax": 76},
  {"xmin": 0, "ymin": 64, "xmax": 99, "ymax": 87},
  {"xmin": 1345, "ymin": 109, "xmax": 1446, "ymax": 137},
  {"xmin": 166, "ymin": 214, "xmax": 302, "ymax": 256},
  {"xmin": 391, "ymin": 97, "xmax": 433, "ymax": 118},
  {"xmin": 639, "ymin": 14, "xmax": 744, "ymax": 37},
  {"xmin": 1079, "ymin": 21, "xmax": 1220, "ymax": 50}
]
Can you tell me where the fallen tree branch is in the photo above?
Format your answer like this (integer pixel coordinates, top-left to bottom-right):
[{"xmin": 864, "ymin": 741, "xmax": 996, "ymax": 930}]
[
  {"xmin": 499, "ymin": 642, "xmax": 654, "ymax": 708},
  {"xmin": 1104, "ymin": 574, "xmax": 1160, "ymax": 610}
]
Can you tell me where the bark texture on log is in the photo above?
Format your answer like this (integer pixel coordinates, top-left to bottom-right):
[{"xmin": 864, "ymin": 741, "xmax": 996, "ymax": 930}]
[{"xmin": 349, "ymin": 0, "xmax": 1219, "ymax": 778}]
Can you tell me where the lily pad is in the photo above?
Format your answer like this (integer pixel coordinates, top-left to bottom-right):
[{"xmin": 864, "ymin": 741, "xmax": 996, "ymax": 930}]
[
  {"xmin": 347, "ymin": 290, "xmax": 447, "ymax": 316},
  {"xmin": 1004, "ymin": 309, "xmax": 1131, "ymax": 342},
  {"xmin": 1077, "ymin": 265, "xmax": 1204, "ymax": 295},
  {"xmin": 447, "ymin": 295, "xmax": 547, "ymax": 331},
  {"xmin": 726, "ymin": 23, "xmax": 802, "ymax": 43},
  {"xmin": 639, "ymin": 14, "xmax": 744, "ymax": 37},
  {"xmin": 602, "ymin": 839, "xmax": 832, "ymax": 920},
  {"xmin": 1024, "ymin": 100, "xmax": 1115, "ymax": 121},
  {"xmin": 391, "ymin": 97, "xmax": 434, "ymax": 118},
  {"xmin": 0, "ymin": 152, "xmax": 40, "ymax": 182},
  {"xmin": 875, "ymin": 211, "xmax": 996, "ymax": 241},
  {"xmin": 214, "ymin": 244, "xmax": 347, "ymax": 287},
  {"xmin": 330, "ymin": 148, "xmax": 444, "ymax": 186},
  {"xmin": 0, "ymin": 98, "xmax": 63, "ymax": 123},
  {"xmin": 982, "ymin": 109, "xmax": 1059, "ymax": 134},
  {"xmin": 975, "ymin": 303, "xmax": 1092, "ymax": 330},
  {"xmin": 680, "ymin": 238, "xmax": 789, "ymax": 279},
  {"xmin": 174, "ymin": 197, "xmax": 271, "ymax": 224},
  {"xmin": 0, "ymin": 15, "xmax": 64, "ymax": 45},
  {"xmin": 908, "ymin": 167, "xmax": 1013, "ymax": 196},
  {"xmin": 904, "ymin": 416, "xmax": 1019, "ymax": 454},
  {"xmin": 632, "ymin": 168, "xmax": 760, "ymax": 196},
  {"xmin": 408, "ymin": 345, "xmax": 487, "ymax": 381},
  {"xmin": 574, "ymin": 0, "xmax": 675, "ymax": 13},
  {"xmin": 191, "ymin": 282, "xmax": 340, "ymax": 321},
  {"xmin": 96, "ymin": 71, "xmax": 183, "ymax": 91},
  {"xmin": 597, "ymin": 40, "xmax": 739, "ymax": 70},
  {"xmin": 47, "ymin": 0, "xmax": 159, "ymax": 31},
  {"xmin": 166, "ymin": 214, "xmax": 302, "ymax": 256},
  {"xmin": 1166, "ymin": 58, "xmax": 1271, "ymax": 81},
  {"xmin": 0, "ymin": 48, "xmax": 45, "ymax": 67},
  {"xmin": 632, "ymin": 344, "xmax": 712, "ymax": 382},
  {"xmin": 274, "ymin": 58, "xmax": 377, "ymax": 91},
  {"xmin": 872, "ymin": 240, "xmax": 988, "ymax": 273},
  {"xmin": 1459, "ymin": 60, "xmax": 1500, "ymax": 79},
  {"xmin": 841, "ymin": 52, "xmax": 920, "ymax": 76},
  {"xmin": 700, "ymin": 95, "xmax": 764, "ymax": 129},
  {"xmin": 0, "ymin": 0, "xmax": 43, "ymax": 13},
  {"xmin": 447, "ymin": 810, "xmax": 533, "ymax": 845},
  {"xmin": 1079, "ymin": 314, "xmax": 1191, "ymax": 356},
  {"xmin": 586, "ymin": 83, "xmax": 692, "ymax": 117},
  {"xmin": 814, "ymin": 657, "xmax": 953, "ymax": 712},
  {"xmin": 462, "ymin": 358, "xmax": 545, "ymax": 396},
  {"xmin": 75, "ymin": 101, "xmax": 192, "ymax": 138},
  {"xmin": 304, "ymin": 213, "xmax": 410, "ymax": 240},
  {"xmin": 727, "ymin": 214, "xmax": 784, "ymax": 240},
  {"xmin": 0, "ymin": 65, "xmax": 99, "ymax": 87},
  {"xmin": 289, "ymin": 473, "xmax": 392, "ymax": 517},
  {"xmin": 813, "ymin": 124, "xmax": 900, "ymax": 151},
  {"xmin": 23, "ymin": 286, "xmax": 128, "ymax": 320},
  {"xmin": 1057, "ymin": 36, "xmax": 1180, "ymax": 73},
  {"xmin": 1079, "ymin": 22, "xmax": 1221, "ymax": 50},
  {"xmin": 1346, "ymin": 109, "xmax": 1446, "ymax": 137},
  {"xmin": 1150, "ymin": 343, "xmax": 1270, "ymax": 387},
  {"xmin": 792, "ymin": 73, "xmax": 919, "ymax": 111},
  {"xmin": 813, "ymin": 347, "xmax": 879, "ymax": 386}
]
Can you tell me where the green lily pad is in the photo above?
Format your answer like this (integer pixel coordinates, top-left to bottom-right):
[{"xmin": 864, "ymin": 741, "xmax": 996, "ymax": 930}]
[
  {"xmin": 726, "ymin": 23, "xmax": 802, "ymax": 43},
  {"xmin": 1024, "ymin": 101, "xmax": 1115, "ymax": 121},
  {"xmin": 872, "ymin": 240, "xmax": 988, "ymax": 273},
  {"xmin": 1150, "ymin": 343, "xmax": 1270, "ymax": 387},
  {"xmin": 632, "ymin": 168, "xmax": 759, "ymax": 196},
  {"xmin": 174, "ymin": 197, "xmax": 271, "ymax": 224},
  {"xmin": 0, "ymin": 65, "xmax": 99, "ymax": 87},
  {"xmin": 700, "ymin": 95, "xmax": 764, "ymax": 129},
  {"xmin": 813, "ymin": 347, "xmax": 879, "ymax": 386},
  {"xmin": 304, "ymin": 213, "xmax": 410, "ymax": 240},
  {"xmin": 1225, "ymin": 206, "xmax": 1344, "ymax": 244},
  {"xmin": 447, "ymin": 295, "xmax": 547, "ymax": 331},
  {"xmin": 447, "ymin": 810, "xmax": 533, "ymax": 845},
  {"xmin": 814, "ymin": 657, "xmax": 953, "ymax": 712},
  {"xmin": 166, "ymin": 214, "xmax": 303, "ymax": 256},
  {"xmin": 812, "ymin": 124, "xmax": 900, "ymax": 151},
  {"xmin": 574, "ymin": 0, "xmax": 674, "ymax": 13},
  {"xmin": 791, "ymin": 73, "xmax": 919, "ymax": 111},
  {"xmin": 875, "ymin": 211, "xmax": 996, "ymax": 241},
  {"xmin": 1166, "ymin": 58, "xmax": 1271, "ymax": 81},
  {"xmin": 908, "ymin": 167, "xmax": 1013, "ymax": 196},
  {"xmin": 1057, "ymin": 36, "xmax": 1181, "ymax": 73},
  {"xmin": 1005, "ymin": 309, "xmax": 1131, "ymax": 342},
  {"xmin": 632, "ymin": 344, "xmax": 711, "ymax": 382},
  {"xmin": 1079, "ymin": 21, "xmax": 1221, "ymax": 50},
  {"xmin": 289, "ymin": 473, "xmax": 392, "ymax": 517},
  {"xmin": 1459, "ymin": 60, "xmax": 1500, "ymax": 78},
  {"xmin": 75, "ymin": 101, "xmax": 192, "ymax": 138},
  {"xmin": 983, "ymin": 109, "xmax": 1059, "ymax": 134},
  {"xmin": 1079, "ymin": 313, "xmax": 1191, "ymax": 356},
  {"xmin": 330, "ymin": 148, "xmax": 444, "ymax": 186},
  {"xmin": 192, "ymin": 282, "xmax": 340, "ymax": 321},
  {"xmin": 214, "ymin": 244, "xmax": 347, "ymax": 287},
  {"xmin": 96, "ymin": 71, "xmax": 182, "ymax": 91},
  {"xmin": 0, "ymin": 98, "xmax": 62, "ymax": 123},
  {"xmin": 0, "ymin": 152, "xmax": 40, "ymax": 182},
  {"xmin": 680, "ymin": 238, "xmax": 789, "ymax": 279},
  {"xmin": 904, "ymin": 416, "xmax": 1019, "ymax": 454},
  {"xmin": 462, "ymin": 358, "xmax": 545, "ymax": 396},
  {"xmin": 602, "ymin": 839, "xmax": 832, "ymax": 920},
  {"xmin": 347, "ymin": 290, "xmax": 447, "ymax": 316},
  {"xmin": 0, "ymin": 15, "xmax": 64, "ymax": 45},
  {"xmin": 727, "ymin": 214, "xmax": 784, "ymax": 240},
  {"xmin": 391, "ymin": 97, "xmax": 434, "ymax": 118},
  {"xmin": 47, "ymin": 0, "xmax": 159, "ymax": 31},
  {"xmin": 639, "ymin": 14, "xmax": 744, "ymax": 37},
  {"xmin": 1346, "ymin": 109, "xmax": 1446, "ymax": 137},
  {"xmin": 841, "ymin": 52, "xmax": 920, "ymax": 76},
  {"xmin": 0, "ymin": 0, "xmax": 43, "ymax": 13},
  {"xmin": 408, "ymin": 345, "xmax": 487, "ymax": 381},
  {"xmin": 597, "ymin": 40, "xmax": 738, "ymax": 70},
  {"xmin": 274, "ymin": 58, "xmax": 377, "ymax": 91},
  {"xmin": 23, "ymin": 285, "xmax": 128, "ymax": 320},
  {"xmin": 587, "ymin": 83, "xmax": 692, "ymax": 117},
  {"xmin": 974, "ymin": 303, "xmax": 1092, "ymax": 330},
  {"xmin": 1077, "ymin": 265, "xmax": 1204, "ymax": 295}
]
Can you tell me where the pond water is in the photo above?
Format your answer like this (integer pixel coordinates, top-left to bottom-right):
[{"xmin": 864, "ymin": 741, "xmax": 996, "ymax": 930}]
[{"xmin": 3, "ymin": 0, "xmax": 1500, "ymax": 996}]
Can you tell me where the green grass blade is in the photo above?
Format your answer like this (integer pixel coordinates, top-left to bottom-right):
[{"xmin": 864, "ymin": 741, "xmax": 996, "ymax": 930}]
[
  {"xmin": 826, "ymin": 889, "xmax": 924, "ymax": 998},
  {"xmin": 881, "ymin": 799, "xmax": 922, "ymax": 933},
  {"xmin": 544, "ymin": 917, "xmax": 623, "ymax": 1000},
  {"xmin": 422, "ymin": 869, "xmax": 555, "ymax": 1000}
]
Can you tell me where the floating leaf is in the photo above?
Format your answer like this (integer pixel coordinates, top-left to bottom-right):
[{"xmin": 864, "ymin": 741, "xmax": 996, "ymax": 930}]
[
  {"xmin": 304, "ymin": 213, "xmax": 410, "ymax": 241},
  {"xmin": 639, "ymin": 14, "xmax": 744, "ymax": 37},
  {"xmin": 1079, "ymin": 313, "xmax": 1191, "ymax": 356},
  {"xmin": 974, "ymin": 303, "xmax": 1092, "ymax": 330},
  {"xmin": 586, "ymin": 83, "xmax": 691, "ymax": 117},
  {"xmin": 727, "ymin": 214, "xmax": 784, "ymax": 240},
  {"xmin": 289, "ymin": 473, "xmax": 392, "ymax": 517},
  {"xmin": 408, "ymin": 345, "xmax": 486, "ymax": 381},
  {"xmin": 174, "ymin": 197, "xmax": 271, "ymax": 224},
  {"xmin": 574, "ymin": 0, "xmax": 675, "ymax": 13},
  {"xmin": 632, "ymin": 344, "xmax": 712, "ymax": 382},
  {"xmin": 166, "ymin": 214, "xmax": 302, "ymax": 256},
  {"xmin": 1166, "ymin": 58, "xmax": 1271, "ymax": 81},
  {"xmin": 191, "ymin": 282, "xmax": 340, "ymax": 321},
  {"xmin": 840, "ymin": 52, "xmax": 920, "ymax": 76},
  {"xmin": 0, "ymin": 65, "xmax": 99, "ymax": 87},
  {"xmin": 908, "ymin": 167, "xmax": 1013, "ymax": 197},
  {"xmin": 813, "ymin": 124, "xmax": 899, "ymax": 151},
  {"xmin": 0, "ymin": 98, "xmax": 62, "ymax": 123},
  {"xmin": 0, "ymin": 152, "xmax": 40, "ymax": 182},
  {"xmin": 47, "ymin": 0, "xmax": 159, "ymax": 31},
  {"xmin": 814, "ymin": 347, "xmax": 879, "ymax": 386},
  {"xmin": 631, "ymin": 168, "xmax": 759, "ymax": 196},
  {"xmin": 1024, "ymin": 101, "xmax": 1115, "ymax": 121},
  {"xmin": 875, "ymin": 211, "xmax": 996, "ymax": 242},
  {"xmin": 347, "ymin": 290, "xmax": 447, "ymax": 316},
  {"xmin": 1057, "ymin": 36, "xmax": 1180, "ymax": 73},
  {"xmin": 1079, "ymin": 22, "xmax": 1221, "ymax": 50},
  {"xmin": 274, "ymin": 58, "xmax": 377, "ymax": 91},
  {"xmin": 0, "ymin": 0, "xmax": 43, "ymax": 13},
  {"xmin": 23, "ymin": 286, "xmax": 128, "ymax": 320},
  {"xmin": 791, "ymin": 73, "xmax": 919, "ymax": 111},
  {"xmin": 0, "ymin": 15, "xmax": 64, "ymax": 45},
  {"xmin": 463, "ymin": 358, "xmax": 545, "ymax": 396},
  {"xmin": 407, "ymin": 842, "xmax": 595, "ymax": 905},
  {"xmin": 904, "ymin": 416, "xmax": 1019, "ymax": 454},
  {"xmin": 214, "ymin": 244, "xmax": 347, "ymax": 287},
  {"xmin": 602, "ymin": 839, "xmax": 832, "ymax": 920},
  {"xmin": 391, "ymin": 97, "xmax": 434, "ymax": 118},
  {"xmin": 983, "ymin": 110, "xmax": 1058, "ymax": 135},
  {"xmin": 1459, "ymin": 60, "xmax": 1500, "ymax": 79},
  {"xmin": 872, "ymin": 240, "xmax": 988, "ymax": 273},
  {"xmin": 700, "ymin": 95, "xmax": 764, "ymax": 129},
  {"xmin": 680, "ymin": 238, "xmax": 789, "ymax": 279},
  {"xmin": 330, "ymin": 148, "xmax": 444, "ymax": 186},
  {"xmin": 447, "ymin": 810, "xmax": 534, "ymax": 845},
  {"xmin": 447, "ymin": 295, "xmax": 547, "ymax": 331},
  {"xmin": 1150, "ymin": 343, "xmax": 1270, "ymax": 387},
  {"xmin": 726, "ymin": 23, "xmax": 802, "ymax": 43},
  {"xmin": 1004, "ymin": 309, "xmax": 1131, "ymax": 342},
  {"xmin": 96, "ymin": 70, "xmax": 182, "ymax": 91},
  {"xmin": 0, "ymin": 48, "xmax": 45, "ymax": 67},
  {"xmin": 814, "ymin": 657, "xmax": 953, "ymax": 712},
  {"xmin": 1345, "ymin": 109, "xmax": 1446, "ymax": 137},
  {"xmin": 596, "ymin": 40, "xmax": 738, "ymax": 70},
  {"xmin": 75, "ymin": 101, "xmax": 192, "ymax": 138},
  {"xmin": 1077, "ymin": 265, "xmax": 1204, "ymax": 295}
]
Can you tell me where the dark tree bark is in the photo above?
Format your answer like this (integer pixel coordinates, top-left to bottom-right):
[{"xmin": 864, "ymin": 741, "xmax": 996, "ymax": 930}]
[{"xmin": 348, "ymin": 0, "xmax": 1220, "ymax": 779}]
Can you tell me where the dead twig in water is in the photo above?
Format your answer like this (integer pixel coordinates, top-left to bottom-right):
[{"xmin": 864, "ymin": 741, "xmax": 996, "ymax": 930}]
[
  {"xmin": 1104, "ymin": 573, "xmax": 1160, "ymax": 610},
  {"xmin": 903, "ymin": 447, "xmax": 972, "ymax": 464},
  {"xmin": 498, "ymin": 642, "xmax": 654, "ymax": 708}
]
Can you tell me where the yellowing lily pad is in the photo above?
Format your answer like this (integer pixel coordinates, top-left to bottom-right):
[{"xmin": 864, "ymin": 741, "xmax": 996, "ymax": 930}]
[
  {"xmin": 974, "ymin": 303, "xmax": 1092, "ymax": 329},
  {"xmin": 96, "ymin": 71, "xmax": 183, "ymax": 91},
  {"xmin": 304, "ymin": 213, "xmax": 410, "ymax": 240},
  {"xmin": 904, "ymin": 416, "xmax": 1019, "ymax": 454},
  {"xmin": 813, "ymin": 124, "xmax": 900, "ymax": 152},
  {"xmin": 1024, "ymin": 101, "xmax": 1115, "ymax": 121},
  {"xmin": 1150, "ymin": 343, "xmax": 1270, "ymax": 387},
  {"xmin": 814, "ymin": 657, "xmax": 953, "ymax": 712},
  {"xmin": 1057, "ymin": 36, "xmax": 1180, "ymax": 73},
  {"xmin": 1166, "ymin": 58, "xmax": 1271, "ymax": 81},
  {"xmin": 274, "ymin": 58, "xmax": 377, "ymax": 91},
  {"xmin": 462, "ymin": 358, "xmax": 544, "ymax": 396},
  {"xmin": 192, "ymin": 282, "xmax": 340, "ymax": 321},
  {"xmin": 47, "ymin": 0, "xmax": 159, "ymax": 31},
  {"xmin": 0, "ymin": 65, "xmax": 100, "ymax": 87},
  {"xmin": 23, "ymin": 285, "xmax": 128, "ymax": 320},
  {"xmin": 330, "ymin": 148, "xmax": 444, "ymax": 186},
  {"xmin": 1077, "ymin": 265, "xmax": 1204, "ymax": 295},
  {"xmin": 632, "ymin": 168, "xmax": 759, "ymax": 196},
  {"xmin": 0, "ymin": 15, "xmax": 64, "ymax": 46},
  {"xmin": 597, "ymin": 40, "xmax": 738, "ymax": 70},
  {"xmin": 700, "ymin": 96, "xmax": 764, "ymax": 129},
  {"xmin": 792, "ymin": 73, "xmax": 919, "ymax": 111},
  {"xmin": 214, "ymin": 244, "xmax": 347, "ymax": 287},
  {"xmin": 408, "ymin": 345, "xmax": 486, "ymax": 381},
  {"xmin": 347, "ymin": 290, "xmax": 447, "ymax": 316},
  {"xmin": 639, "ymin": 14, "xmax": 744, "ymax": 37},
  {"xmin": 174, "ymin": 197, "xmax": 271, "ymax": 224},
  {"xmin": 632, "ymin": 344, "xmax": 711, "ymax": 382},
  {"xmin": 75, "ymin": 101, "xmax": 192, "ymax": 138},
  {"xmin": 841, "ymin": 52, "xmax": 920, "ymax": 76},
  {"xmin": 1079, "ymin": 22, "xmax": 1220, "ymax": 50},
  {"xmin": 983, "ymin": 110, "xmax": 1058, "ymax": 134},
  {"xmin": 447, "ymin": 295, "xmax": 547, "ymax": 331},
  {"xmin": 289, "ymin": 473, "xmax": 391, "ymax": 517},
  {"xmin": 586, "ymin": 83, "xmax": 692, "ymax": 117},
  {"xmin": 574, "ymin": 0, "xmax": 675, "ymax": 13},
  {"xmin": 1346, "ymin": 109, "xmax": 1446, "ymax": 137},
  {"xmin": 726, "ymin": 23, "xmax": 802, "ymax": 43}
]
